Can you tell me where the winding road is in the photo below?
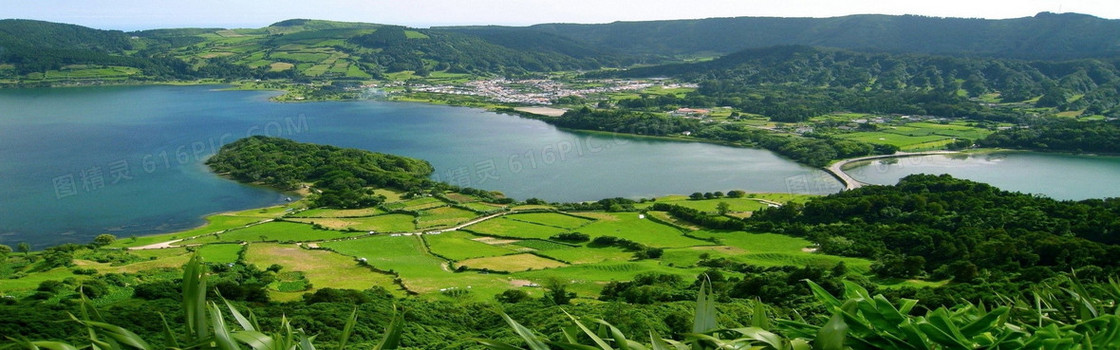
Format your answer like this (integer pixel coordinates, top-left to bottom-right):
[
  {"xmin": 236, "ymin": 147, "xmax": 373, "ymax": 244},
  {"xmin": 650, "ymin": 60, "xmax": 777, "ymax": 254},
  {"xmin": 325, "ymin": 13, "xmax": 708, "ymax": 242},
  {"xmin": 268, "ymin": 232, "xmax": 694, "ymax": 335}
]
[{"xmin": 826, "ymin": 151, "xmax": 960, "ymax": 190}]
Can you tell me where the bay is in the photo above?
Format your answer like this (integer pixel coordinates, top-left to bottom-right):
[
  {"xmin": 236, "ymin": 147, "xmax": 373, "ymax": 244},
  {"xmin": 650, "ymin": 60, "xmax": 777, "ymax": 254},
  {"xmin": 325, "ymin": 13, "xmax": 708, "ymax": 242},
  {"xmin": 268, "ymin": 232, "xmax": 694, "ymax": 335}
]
[
  {"xmin": 0, "ymin": 85, "xmax": 840, "ymax": 248},
  {"xmin": 844, "ymin": 152, "xmax": 1120, "ymax": 200}
]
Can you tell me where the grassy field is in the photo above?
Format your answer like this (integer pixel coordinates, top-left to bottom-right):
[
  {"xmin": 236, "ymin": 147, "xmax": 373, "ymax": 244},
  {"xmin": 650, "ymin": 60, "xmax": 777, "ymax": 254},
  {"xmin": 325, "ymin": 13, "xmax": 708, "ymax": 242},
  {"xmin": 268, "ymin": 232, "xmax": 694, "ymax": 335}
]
[
  {"xmin": 459, "ymin": 202, "xmax": 506, "ymax": 213},
  {"xmin": 638, "ymin": 197, "xmax": 770, "ymax": 213},
  {"xmin": 424, "ymin": 231, "xmax": 518, "ymax": 260},
  {"xmin": 244, "ymin": 243, "xmax": 402, "ymax": 301},
  {"xmin": 111, "ymin": 215, "xmax": 268, "ymax": 248},
  {"xmin": 463, "ymin": 217, "xmax": 569, "ymax": 239},
  {"xmin": 504, "ymin": 213, "xmax": 593, "ymax": 229},
  {"xmin": 457, "ymin": 254, "xmax": 568, "ymax": 272},
  {"xmin": 289, "ymin": 207, "xmax": 384, "ymax": 218},
  {"xmin": 837, "ymin": 122, "xmax": 993, "ymax": 151},
  {"xmin": 194, "ymin": 244, "xmax": 243, "ymax": 264},
  {"xmin": 532, "ymin": 245, "xmax": 634, "ymax": 264},
  {"xmin": 684, "ymin": 230, "xmax": 872, "ymax": 272},
  {"xmin": 290, "ymin": 214, "xmax": 417, "ymax": 232},
  {"xmin": 415, "ymin": 207, "xmax": 478, "ymax": 229},
  {"xmin": 384, "ymin": 197, "xmax": 447, "ymax": 211},
  {"xmin": 577, "ymin": 212, "xmax": 711, "ymax": 248},
  {"xmin": 321, "ymin": 236, "xmax": 511, "ymax": 298},
  {"xmin": 178, "ymin": 221, "xmax": 355, "ymax": 244}
]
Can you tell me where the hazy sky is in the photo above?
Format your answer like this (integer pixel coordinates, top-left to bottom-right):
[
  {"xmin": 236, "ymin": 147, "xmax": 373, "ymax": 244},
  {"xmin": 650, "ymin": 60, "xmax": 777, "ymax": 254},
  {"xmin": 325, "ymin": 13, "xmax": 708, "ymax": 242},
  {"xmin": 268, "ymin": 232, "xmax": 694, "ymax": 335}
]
[{"xmin": 4, "ymin": 0, "xmax": 1117, "ymax": 30}]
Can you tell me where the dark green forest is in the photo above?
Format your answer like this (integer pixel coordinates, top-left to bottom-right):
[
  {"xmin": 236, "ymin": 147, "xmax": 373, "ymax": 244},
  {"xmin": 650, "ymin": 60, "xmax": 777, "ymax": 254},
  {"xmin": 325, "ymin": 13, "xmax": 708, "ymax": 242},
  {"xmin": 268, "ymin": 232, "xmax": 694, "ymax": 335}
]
[
  {"xmin": 600, "ymin": 45, "xmax": 1120, "ymax": 119},
  {"xmin": 545, "ymin": 107, "xmax": 895, "ymax": 167},
  {"xmin": 524, "ymin": 12, "xmax": 1120, "ymax": 59},
  {"xmin": 205, "ymin": 136, "xmax": 434, "ymax": 208}
]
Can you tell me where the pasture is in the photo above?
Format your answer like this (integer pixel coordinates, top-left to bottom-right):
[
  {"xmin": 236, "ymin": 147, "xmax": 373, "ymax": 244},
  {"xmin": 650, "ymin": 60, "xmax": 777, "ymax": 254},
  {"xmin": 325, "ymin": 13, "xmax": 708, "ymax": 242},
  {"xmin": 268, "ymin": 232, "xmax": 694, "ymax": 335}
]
[
  {"xmin": 424, "ymin": 231, "xmax": 518, "ymax": 260},
  {"xmin": 464, "ymin": 217, "xmax": 568, "ymax": 239},
  {"xmin": 457, "ymin": 253, "xmax": 567, "ymax": 272},
  {"xmin": 244, "ymin": 243, "xmax": 402, "ymax": 301},
  {"xmin": 577, "ymin": 212, "xmax": 711, "ymax": 248}
]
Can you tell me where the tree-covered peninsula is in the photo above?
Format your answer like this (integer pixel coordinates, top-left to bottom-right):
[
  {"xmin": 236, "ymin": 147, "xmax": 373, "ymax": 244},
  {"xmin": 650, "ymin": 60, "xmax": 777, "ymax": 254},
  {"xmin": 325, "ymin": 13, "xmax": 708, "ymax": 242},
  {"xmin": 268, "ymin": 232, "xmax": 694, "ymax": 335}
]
[{"xmin": 206, "ymin": 136, "xmax": 434, "ymax": 208}]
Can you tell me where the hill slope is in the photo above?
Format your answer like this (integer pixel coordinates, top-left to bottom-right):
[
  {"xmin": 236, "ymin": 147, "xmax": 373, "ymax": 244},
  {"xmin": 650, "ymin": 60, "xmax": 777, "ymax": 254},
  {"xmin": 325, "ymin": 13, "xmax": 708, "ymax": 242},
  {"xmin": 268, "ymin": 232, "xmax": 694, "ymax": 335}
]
[{"xmin": 525, "ymin": 12, "xmax": 1120, "ymax": 59}]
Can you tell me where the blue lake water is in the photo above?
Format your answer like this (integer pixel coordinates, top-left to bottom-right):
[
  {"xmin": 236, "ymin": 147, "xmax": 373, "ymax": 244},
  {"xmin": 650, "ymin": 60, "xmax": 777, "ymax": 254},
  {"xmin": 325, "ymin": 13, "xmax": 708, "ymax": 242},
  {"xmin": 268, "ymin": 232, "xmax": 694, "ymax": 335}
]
[
  {"xmin": 0, "ymin": 85, "xmax": 842, "ymax": 248},
  {"xmin": 844, "ymin": 152, "xmax": 1120, "ymax": 200}
]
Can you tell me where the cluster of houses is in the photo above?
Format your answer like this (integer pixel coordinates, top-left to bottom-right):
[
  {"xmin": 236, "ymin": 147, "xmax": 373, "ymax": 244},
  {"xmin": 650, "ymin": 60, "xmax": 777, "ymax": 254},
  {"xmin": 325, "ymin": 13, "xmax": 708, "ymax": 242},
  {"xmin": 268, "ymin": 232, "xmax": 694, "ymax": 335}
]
[{"xmin": 410, "ymin": 79, "xmax": 656, "ymax": 105}]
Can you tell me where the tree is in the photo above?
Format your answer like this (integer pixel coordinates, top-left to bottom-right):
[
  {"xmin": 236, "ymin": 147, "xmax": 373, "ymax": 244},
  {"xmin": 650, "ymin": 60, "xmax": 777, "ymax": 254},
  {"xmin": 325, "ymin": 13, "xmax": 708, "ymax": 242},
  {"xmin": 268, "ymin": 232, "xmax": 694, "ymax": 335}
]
[
  {"xmin": 727, "ymin": 190, "xmax": 746, "ymax": 198},
  {"xmin": 17, "ymin": 242, "xmax": 30, "ymax": 257},
  {"xmin": 0, "ymin": 244, "xmax": 11, "ymax": 258},
  {"xmin": 92, "ymin": 234, "xmax": 116, "ymax": 247},
  {"xmin": 689, "ymin": 192, "xmax": 704, "ymax": 200},
  {"xmin": 495, "ymin": 289, "xmax": 530, "ymax": 303},
  {"xmin": 716, "ymin": 202, "xmax": 731, "ymax": 215},
  {"xmin": 541, "ymin": 277, "xmax": 575, "ymax": 305}
]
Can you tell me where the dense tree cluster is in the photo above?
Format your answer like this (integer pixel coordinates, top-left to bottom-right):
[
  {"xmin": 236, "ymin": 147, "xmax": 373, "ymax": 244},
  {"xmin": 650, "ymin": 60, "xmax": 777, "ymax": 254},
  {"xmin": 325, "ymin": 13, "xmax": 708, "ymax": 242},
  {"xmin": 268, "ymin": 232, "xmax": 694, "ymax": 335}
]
[
  {"xmin": 532, "ymin": 12, "xmax": 1120, "ymax": 60},
  {"xmin": 750, "ymin": 174, "xmax": 1120, "ymax": 280},
  {"xmin": 979, "ymin": 119, "xmax": 1120, "ymax": 153},
  {"xmin": 206, "ymin": 136, "xmax": 434, "ymax": 208},
  {"xmin": 604, "ymin": 46, "xmax": 1120, "ymax": 119}
]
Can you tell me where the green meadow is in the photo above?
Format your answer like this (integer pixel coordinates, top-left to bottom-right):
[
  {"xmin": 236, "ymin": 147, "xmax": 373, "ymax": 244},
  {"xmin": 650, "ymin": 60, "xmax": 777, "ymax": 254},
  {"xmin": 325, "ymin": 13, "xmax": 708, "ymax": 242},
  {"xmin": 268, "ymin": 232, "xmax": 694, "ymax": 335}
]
[{"xmin": 7, "ymin": 191, "xmax": 882, "ymax": 302}]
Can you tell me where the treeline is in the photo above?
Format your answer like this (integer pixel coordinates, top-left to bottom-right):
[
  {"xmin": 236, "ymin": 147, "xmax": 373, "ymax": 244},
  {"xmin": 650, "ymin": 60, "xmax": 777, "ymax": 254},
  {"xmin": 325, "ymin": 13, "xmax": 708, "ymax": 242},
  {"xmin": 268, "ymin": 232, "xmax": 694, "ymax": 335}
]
[
  {"xmin": 750, "ymin": 174, "xmax": 1120, "ymax": 281},
  {"xmin": 530, "ymin": 12, "xmax": 1120, "ymax": 60},
  {"xmin": 548, "ymin": 108, "xmax": 895, "ymax": 167},
  {"xmin": 205, "ymin": 136, "xmax": 434, "ymax": 208},
  {"xmin": 602, "ymin": 45, "xmax": 1120, "ymax": 119},
  {"xmin": 979, "ymin": 119, "xmax": 1120, "ymax": 153},
  {"xmin": 346, "ymin": 26, "xmax": 617, "ymax": 75}
]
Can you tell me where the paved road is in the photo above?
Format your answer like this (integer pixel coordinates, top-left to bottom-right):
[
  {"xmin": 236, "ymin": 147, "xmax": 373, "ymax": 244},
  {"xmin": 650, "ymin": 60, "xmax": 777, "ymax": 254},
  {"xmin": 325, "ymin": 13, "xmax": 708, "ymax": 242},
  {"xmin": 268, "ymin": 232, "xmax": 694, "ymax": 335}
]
[{"xmin": 826, "ymin": 151, "xmax": 960, "ymax": 191}]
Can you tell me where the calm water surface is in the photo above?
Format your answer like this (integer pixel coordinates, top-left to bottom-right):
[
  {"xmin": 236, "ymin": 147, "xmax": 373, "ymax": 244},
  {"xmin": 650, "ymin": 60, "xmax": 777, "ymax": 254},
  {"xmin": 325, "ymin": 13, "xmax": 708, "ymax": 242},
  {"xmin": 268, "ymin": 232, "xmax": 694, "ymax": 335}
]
[
  {"xmin": 845, "ymin": 152, "xmax": 1120, "ymax": 200},
  {"xmin": 0, "ymin": 85, "xmax": 840, "ymax": 247}
]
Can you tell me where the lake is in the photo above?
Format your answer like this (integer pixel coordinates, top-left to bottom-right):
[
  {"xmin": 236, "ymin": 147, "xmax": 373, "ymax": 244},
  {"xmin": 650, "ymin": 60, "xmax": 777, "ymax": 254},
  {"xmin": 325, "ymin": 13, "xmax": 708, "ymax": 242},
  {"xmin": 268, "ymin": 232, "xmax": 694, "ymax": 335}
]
[
  {"xmin": 844, "ymin": 152, "xmax": 1120, "ymax": 200},
  {"xmin": 0, "ymin": 85, "xmax": 841, "ymax": 248}
]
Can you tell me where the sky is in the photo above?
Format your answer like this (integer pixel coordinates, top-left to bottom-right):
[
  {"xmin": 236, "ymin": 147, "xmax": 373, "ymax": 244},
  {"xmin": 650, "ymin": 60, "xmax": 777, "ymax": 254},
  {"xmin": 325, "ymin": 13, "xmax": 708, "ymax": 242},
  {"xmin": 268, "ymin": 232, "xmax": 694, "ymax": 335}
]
[{"xmin": 3, "ymin": 0, "xmax": 1118, "ymax": 31}]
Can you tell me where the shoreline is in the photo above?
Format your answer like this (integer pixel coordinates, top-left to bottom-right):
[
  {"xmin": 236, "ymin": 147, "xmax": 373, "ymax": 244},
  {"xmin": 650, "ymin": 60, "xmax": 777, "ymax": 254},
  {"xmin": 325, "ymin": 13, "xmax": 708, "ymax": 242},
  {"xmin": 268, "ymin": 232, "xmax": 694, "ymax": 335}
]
[{"xmin": 826, "ymin": 151, "xmax": 962, "ymax": 190}]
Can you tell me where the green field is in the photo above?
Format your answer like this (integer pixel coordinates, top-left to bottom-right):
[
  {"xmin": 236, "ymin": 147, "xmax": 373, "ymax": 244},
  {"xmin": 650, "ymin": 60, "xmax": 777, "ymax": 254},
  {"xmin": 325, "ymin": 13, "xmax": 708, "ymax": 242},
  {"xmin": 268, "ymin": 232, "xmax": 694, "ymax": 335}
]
[
  {"xmin": 194, "ymin": 244, "xmax": 243, "ymax": 264},
  {"xmin": 533, "ymin": 246, "xmax": 634, "ymax": 264},
  {"xmin": 322, "ymin": 236, "xmax": 510, "ymax": 297},
  {"xmin": 290, "ymin": 207, "xmax": 384, "ymax": 218},
  {"xmin": 504, "ymin": 212, "xmax": 593, "ymax": 229},
  {"xmin": 416, "ymin": 207, "xmax": 478, "ymax": 229},
  {"xmin": 111, "ymin": 215, "xmax": 268, "ymax": 248},
  {"xmin": 837, "ymin": 122, "xmax": 993, "ymax": 151},
  {"xmin": 639, "ymin": 197, "xmax": 769, "ymax": 213},
  {"xmin": 577, "ymin": 212, "xmax": 711, "ymax": 248},
  {"xmin": 424, "ymin": 231, "xmax": 518, "ymax": 260},
  {"xmin": 290, "ymin": 214, "xmax": 417, "ymax": 232},
  {"xmin": 244, "ymin": 243, "xmax": 402, "ymax": 301},
  {"xmin": 464, "ymin": 217, "xmax": 569, "ymax": 239},
  {"xmin": 459, "ymin": 202, "xmax": 506, "ymax": 213},
  {"xmin": 179, "ymin": 221, "xmax": 354, "ymax": 244},
  {"xmin": 457, "ymin": 253, "xmax": 567, "ymax": 272},
  {"xmin": 385, "ymin": 197, "xmax": 447, "ymax": 211},
  {"xmin": 684, "ymin": 230, "xmax": 872, "ymax": 272}
]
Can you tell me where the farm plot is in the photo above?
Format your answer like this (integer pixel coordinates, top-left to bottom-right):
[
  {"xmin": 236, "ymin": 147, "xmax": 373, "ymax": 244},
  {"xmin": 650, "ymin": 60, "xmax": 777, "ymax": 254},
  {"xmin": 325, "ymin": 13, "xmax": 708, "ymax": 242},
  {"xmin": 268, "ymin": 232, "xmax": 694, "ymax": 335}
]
[
  {"xmin": 195, "ymin": 244, "xmax": 242, "ymax": 264},
  {"xmin": 416, "ymin": 207, "xmax": 478, "ymax": 229},
  {"xmin": 322, "ymin": 235, "xmax": 509, "ymax": 296},
  {"xmin": 505, "ymin": 212, "xmax": 593, "ymax": 229},
  {"xmin": 457, "ymin": 254, "xmax": 567, "ymax": 273},
  {"xmin": 180, "ymin": 221, "xmax": 353, "ymax": 243},
  {"xmin": 463, "ymin": 217, "xmax": 568, "ymax": 239},
  {"xmin": 424, "ymin": 231, "xmax": 518, "ymax": 260},
  {"xmin": 578, "ymin": 213, "xmax": 711, "ymax": 248},
  {"xmin": 290, "ymin": 208, "xmax": 384, "ymax": 218},
  {"xmin": 244, "ymin": 243, "xmax": 401, "ymax": 301}
]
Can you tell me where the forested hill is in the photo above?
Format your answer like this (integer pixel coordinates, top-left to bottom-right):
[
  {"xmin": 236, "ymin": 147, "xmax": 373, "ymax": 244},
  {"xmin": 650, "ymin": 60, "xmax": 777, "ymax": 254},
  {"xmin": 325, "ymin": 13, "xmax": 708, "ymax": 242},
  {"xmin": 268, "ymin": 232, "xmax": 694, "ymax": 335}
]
[
  {"xmin": 206, "ymin": 136, "xmax": 434, "ymax": 208},
  {"xmin": 0, "ymin": 18, "xmax": 629, "ymax": 81},
  {"xmin": 523, "ymin": 12, "xmax": 1120, "ymax": 60},
  {"xmin": 599, "ymin": 45, "xmax": 1120, "ymax": 117}
]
